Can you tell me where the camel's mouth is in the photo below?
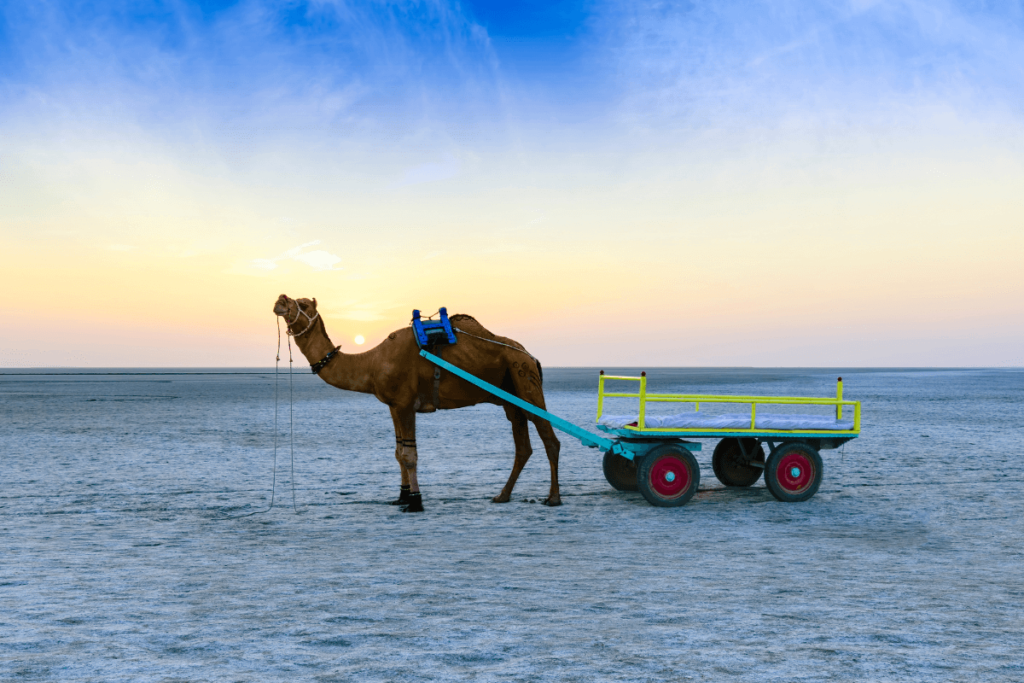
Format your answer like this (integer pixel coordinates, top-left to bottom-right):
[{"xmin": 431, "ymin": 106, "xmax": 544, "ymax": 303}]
[{"xmin": 272, "ymin": 295, "xmax": 292, "ymax": 317}]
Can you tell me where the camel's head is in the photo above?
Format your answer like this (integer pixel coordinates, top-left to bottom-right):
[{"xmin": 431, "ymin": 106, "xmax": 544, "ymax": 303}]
[{"xmin": 273, "ymin": 294, "xmax": 317, "ymax": 325}]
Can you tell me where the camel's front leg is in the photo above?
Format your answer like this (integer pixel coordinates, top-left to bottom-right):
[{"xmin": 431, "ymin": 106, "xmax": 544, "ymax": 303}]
[
  {"xmin": 389, "ymin": 436, "xmax": 412, "ymax": 506},
  {"xmin": 390, "ymin": 405, "xmax": 424, "ymax": 512}
]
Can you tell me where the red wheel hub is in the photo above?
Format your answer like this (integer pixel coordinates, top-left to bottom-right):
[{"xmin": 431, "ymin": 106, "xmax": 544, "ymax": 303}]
[
  {"xmin": 649, "ymin": 455, "xmax": 690, "ymax": 498},
  {"xmin": 776, "ymin": 452, "xmax": 813, "ymax": 492}
]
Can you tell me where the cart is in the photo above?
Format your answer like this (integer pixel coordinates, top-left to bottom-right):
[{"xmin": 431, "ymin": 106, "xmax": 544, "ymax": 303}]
[{"xmin": 420, "ymin": 350, "xmax": 860, "ymax": 507}]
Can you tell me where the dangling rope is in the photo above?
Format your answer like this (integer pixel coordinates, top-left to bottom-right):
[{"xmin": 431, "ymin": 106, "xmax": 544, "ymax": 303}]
[
  {"xmin": 221, "ymin": 316, "xmax": 299, "ymax": 518},
  {"xmin": 288, "ymin": 331, "xmax": 297, "ymax": 512}
]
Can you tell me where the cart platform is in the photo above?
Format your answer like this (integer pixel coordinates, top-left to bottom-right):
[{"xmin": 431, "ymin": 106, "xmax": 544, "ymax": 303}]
[{"xmin": 596, "ymin": 371, "xmax": 859, "ymax": 446}]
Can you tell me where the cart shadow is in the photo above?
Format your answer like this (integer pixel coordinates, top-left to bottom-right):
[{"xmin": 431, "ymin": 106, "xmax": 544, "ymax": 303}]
[
  {"xmin": 693, "ymin": 485, "xmax": 774, "ymax": 504},
  {"xmin": 594, "ymin": 485, "xmax": 775, "ymax": 507}
]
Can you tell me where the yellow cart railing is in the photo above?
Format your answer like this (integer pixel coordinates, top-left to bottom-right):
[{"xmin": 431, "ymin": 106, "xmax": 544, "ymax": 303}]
[{"xmin": 597, "ymin": 372, "xmax": 861, "ymax": 435}]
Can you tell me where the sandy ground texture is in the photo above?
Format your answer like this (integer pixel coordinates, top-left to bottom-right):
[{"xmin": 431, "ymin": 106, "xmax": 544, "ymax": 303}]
[{"xmin": 2, "ymin": 367, "xmax": 1023, "ymax": 681}]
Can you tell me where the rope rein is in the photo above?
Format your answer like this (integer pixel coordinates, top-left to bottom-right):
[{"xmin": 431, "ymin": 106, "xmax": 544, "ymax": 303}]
[
  {"xmin": 221, "ymin": 315, "xmax": 298, "ymax": 518},
  {"xmin": 288, "ymin": 332, "xmax": 296, "ymax": 512},
  {"xmin": 454, "ymin": 327, "xmax": 540, "ymax": 364}
]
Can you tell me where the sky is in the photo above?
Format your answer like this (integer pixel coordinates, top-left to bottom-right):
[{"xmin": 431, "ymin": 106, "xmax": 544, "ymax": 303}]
[{"xmin": 1, "ymin": 0, "xmax": 1022, "ymax": 367}]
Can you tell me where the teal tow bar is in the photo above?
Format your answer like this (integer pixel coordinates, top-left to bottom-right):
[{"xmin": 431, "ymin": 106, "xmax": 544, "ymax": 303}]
[{"xmin": 419, "ymin": 349, "xmax": 631, "ymax": 458}]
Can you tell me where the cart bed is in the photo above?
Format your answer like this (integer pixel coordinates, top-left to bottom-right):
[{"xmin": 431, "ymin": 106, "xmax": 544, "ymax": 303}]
[{"xmin": 598, "ymin": 412, "xmax": 855, "ymax": 431}]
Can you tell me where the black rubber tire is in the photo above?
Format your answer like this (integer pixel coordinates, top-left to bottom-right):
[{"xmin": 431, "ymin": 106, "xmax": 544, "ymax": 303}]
[
  {"xmin": 711, "ymin": 438, "xmax": 765, "ymax": 487},
  {"xmin": 636, "ymin": 444, "xmax": 700, "ymax": 508},
  {"xmin": 603, "ymin": 450, "xmax": 638, "ymax": 491},
  {"xmin": 764, "ymin": 442, "xmax": 823, "ymax": 502}
]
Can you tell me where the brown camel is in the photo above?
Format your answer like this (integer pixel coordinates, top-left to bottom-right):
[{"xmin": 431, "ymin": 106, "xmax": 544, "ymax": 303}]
[{"xmin": 272, "ymin": 294, "xmax": 561, "ymax": 512}]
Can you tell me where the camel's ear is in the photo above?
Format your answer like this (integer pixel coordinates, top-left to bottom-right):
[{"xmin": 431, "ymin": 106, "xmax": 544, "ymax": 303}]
[{"xmin": 312, "ymin": 298, "xmax": 317, "ymax": 308}]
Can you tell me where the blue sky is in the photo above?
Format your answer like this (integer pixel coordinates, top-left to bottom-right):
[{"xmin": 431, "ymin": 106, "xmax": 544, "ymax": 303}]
[
  {"xmin": 4, "ymin": 0, "xmax": 1022, "ymax": 156},
  {"xmin": 2, "ymin": 1, "xmax": 1023, "ymax": 366}
]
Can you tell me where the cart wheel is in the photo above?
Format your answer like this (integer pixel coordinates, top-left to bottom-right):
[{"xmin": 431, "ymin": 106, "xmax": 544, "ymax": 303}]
[
  {"xmin": 603, "ymin": 450, "xmax": 638, "ymax": 491},
  {"xmin": 636, "ymin": 444, "xmax": 700, "ymax": 507},
  {"xmin": 764, "ymin": 442, "xmax": 823, "ymax": 502},
  {"xmin": 712, "ymin": 438, "xmax": 764, "ymax": 487}
]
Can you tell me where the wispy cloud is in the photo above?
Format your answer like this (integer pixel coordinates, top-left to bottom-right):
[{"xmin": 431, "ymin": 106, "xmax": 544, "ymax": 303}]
[
  {"xmin": 599, "ymin": 0, "xmax": 1024, "ymax": 131},
  {"xmin": 251, "ymin": 240, "xmax": 342, "ymax": 272},
  {"xmin": 0, "ymin": 2, "xmax": 505, "ymax": 150},
  {"xmin": 292, "ymin": 249, "xmax": 342, "ymax": 271}
]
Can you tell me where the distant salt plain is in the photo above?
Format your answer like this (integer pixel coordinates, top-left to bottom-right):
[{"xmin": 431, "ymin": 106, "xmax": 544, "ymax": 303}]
[{"xmin": 2, "ymin": 367, "xmax": 1022, "ymax": 681}]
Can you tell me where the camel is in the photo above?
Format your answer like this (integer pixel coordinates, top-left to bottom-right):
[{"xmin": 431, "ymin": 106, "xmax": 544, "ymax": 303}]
[{"xmin": 272, "ymin": 294, "xmax": 561, "ymax": 512}]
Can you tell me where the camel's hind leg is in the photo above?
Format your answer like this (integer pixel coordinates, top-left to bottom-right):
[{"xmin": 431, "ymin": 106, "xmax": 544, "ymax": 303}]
[
  {"xmin": 509, "ymin": 364, "xmax": 562, "ymax": 506},
  {"xmin": 493, "ymin": 405, "xmax": 534, "ymax": 503},
  {"xmin": 531, "ymin": 417, "xmax": 561, "ymax": 506}
]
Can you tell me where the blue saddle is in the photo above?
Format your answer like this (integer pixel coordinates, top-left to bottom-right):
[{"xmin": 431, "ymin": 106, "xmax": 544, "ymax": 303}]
[{"xmin": 412, "ymin": 308, "xmax": 457, "ymax": 349}]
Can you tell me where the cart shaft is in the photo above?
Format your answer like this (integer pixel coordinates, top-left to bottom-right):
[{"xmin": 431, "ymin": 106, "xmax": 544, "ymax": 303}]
[{"xmin": 420, "ymin": 350, "xmax": 626, "ymax": 456}]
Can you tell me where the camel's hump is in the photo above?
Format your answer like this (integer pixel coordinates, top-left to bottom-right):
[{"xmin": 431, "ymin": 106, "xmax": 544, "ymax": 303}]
[
  {"xmin": 450, "ymin": 314, "xmax": 529, "ymax": 352},
  {"xmin": 449, "ymin": 314, "xmax": 498, "ymax": 339},
  {"xmin": 449, "ymin": 313, "xmax": 491, "ymax": 335}
]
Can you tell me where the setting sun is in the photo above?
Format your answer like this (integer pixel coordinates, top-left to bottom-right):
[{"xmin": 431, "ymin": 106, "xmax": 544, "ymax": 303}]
[{"xmin": 354, "ymin": 335, "xmax": 365, "ymax": 345}]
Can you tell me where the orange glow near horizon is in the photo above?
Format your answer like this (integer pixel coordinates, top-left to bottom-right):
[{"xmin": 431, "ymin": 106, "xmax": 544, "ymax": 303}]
[{"xmin": 3, "ymin": 86, "xmax": 1023, "ymax": 367}]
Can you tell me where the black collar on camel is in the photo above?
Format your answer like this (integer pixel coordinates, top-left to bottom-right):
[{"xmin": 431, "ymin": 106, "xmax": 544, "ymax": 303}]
[{"xmin": 310, "ymin": 346, "xmax": 341, "ymax": 374}]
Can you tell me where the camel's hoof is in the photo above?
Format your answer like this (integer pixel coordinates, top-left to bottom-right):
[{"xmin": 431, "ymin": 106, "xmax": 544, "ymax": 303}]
[
  {"xmin": 491, "ymin": 494, "xmax": 511, "ymax": 504},
  {"xmin": 543, "ymin": 497, "xmax": 562, "ymax": 507},
  {"xmin": 389, "ymin": 494, "xmax": 410, "ymax": 505},
  {"xmin": 389, "ymin": 486, "xmax": 411, "ymax": 505},
  {"xmin": 400, "ymin": 493, "xmax": 424, "ymax": 513}
]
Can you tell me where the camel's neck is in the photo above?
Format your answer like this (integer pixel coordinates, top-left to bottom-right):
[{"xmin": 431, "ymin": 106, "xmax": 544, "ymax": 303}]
[{"xmin": 290, "ymin": 318, "xmax": 376, "ymax": 394}]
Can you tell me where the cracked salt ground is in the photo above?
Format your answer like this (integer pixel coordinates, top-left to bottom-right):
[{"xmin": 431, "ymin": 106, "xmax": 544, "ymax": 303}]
[{"xmin": 2, "ymin": 368, "xmax": 1023, "ymax": 681}]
